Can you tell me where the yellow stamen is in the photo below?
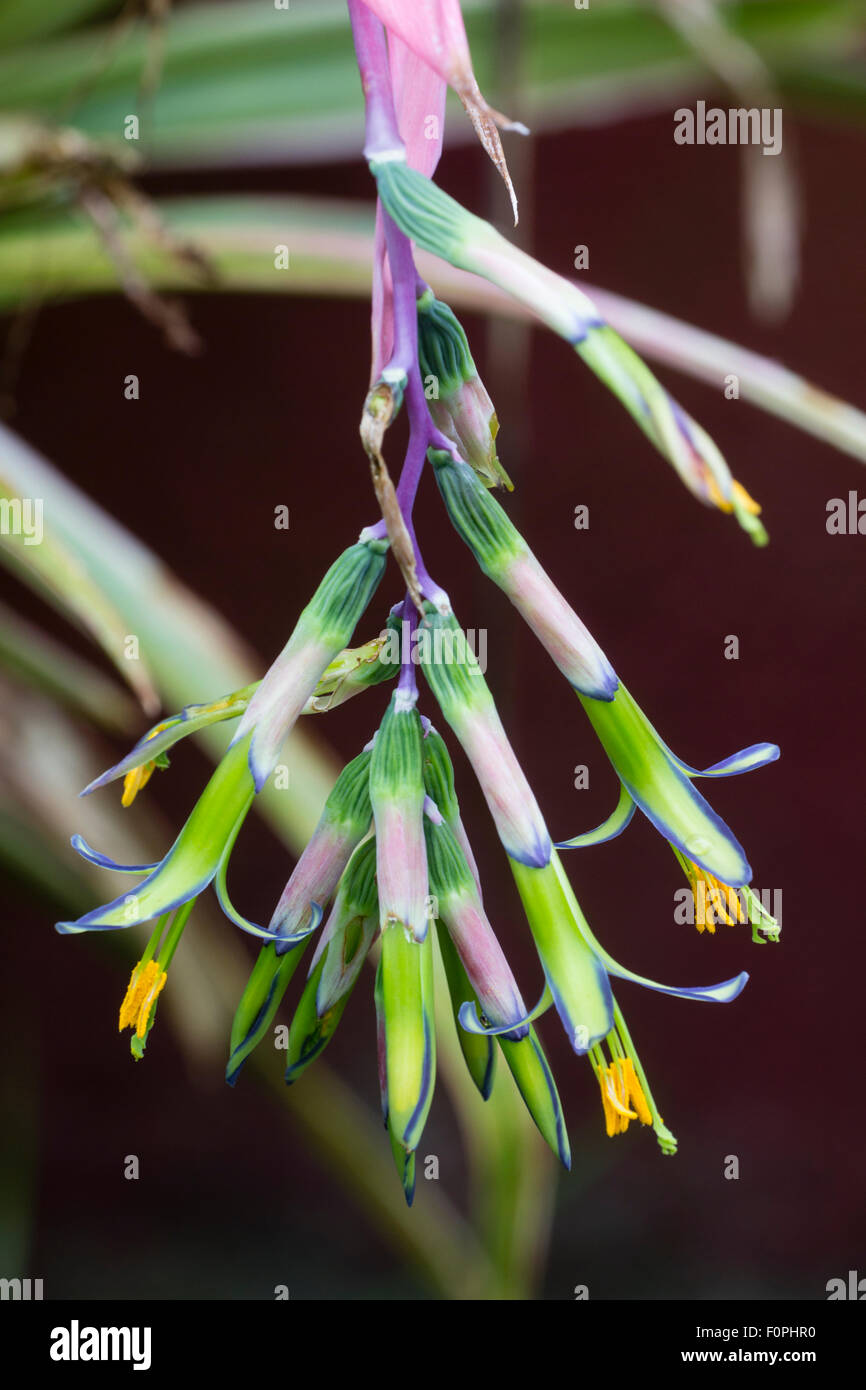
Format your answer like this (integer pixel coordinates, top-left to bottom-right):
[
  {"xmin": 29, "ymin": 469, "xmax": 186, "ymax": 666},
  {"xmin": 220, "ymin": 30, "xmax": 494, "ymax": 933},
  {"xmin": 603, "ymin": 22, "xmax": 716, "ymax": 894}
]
[
  {"xmin": 683, "ymin": 859, "xmax": 746, "ymax": 932},
  {"xmin": 617, "ymin": 1057, "xmax": 653, "ymax": 1126},
  {"xmin": 119, "ymin": 958, "xmax": 166, "ymax": 1038},
  {"xmin": 706, "ymin": 475, "xmax": 762, "ymax": 516},
  {"xmin": 121, "ymin": 761, "xmax": 156, "ymax": 807},
  {"xmin": 592, "ymin": 1045, "xmax": 654, "ymax": 1138}
]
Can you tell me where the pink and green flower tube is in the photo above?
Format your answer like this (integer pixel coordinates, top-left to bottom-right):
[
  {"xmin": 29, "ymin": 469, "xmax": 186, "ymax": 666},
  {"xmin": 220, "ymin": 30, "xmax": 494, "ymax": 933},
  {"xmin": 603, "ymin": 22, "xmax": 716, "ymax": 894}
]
[
  {"xmin": 429, "ymin": 448, "xmax": 617, "ymax": 701},
  {"xmin": 431, "ymin": 449, "xmax": 779, "ymax": 897},
  {"xmin": 232, "ymin": 534, "xmax": 389, "ymax": 792},
  {"xmin": 225, "ymin": 748, "xmax": 375, "ymax": 1084},
  {"xmin": 417, "ymin": 605, "xmax": 551, "ymax": 868},
  {"xmin": 379, "ymin": 913, "xmax": 436, "ymax": 1206},
  {"xmin": 417, "ymin": 289, "xmax": 511, "ymax": 491},
  {"xmin": 369, "ymin": 686, "xmax": 430, "ymax": 944},
  {"xmin": 370, "ymin": 157, "xmax": 766, "ymax": 543},
  {"xmin": 425, "ymin": 804, "xmax": 570, "ymax": 1168},
  {"xmin": 421, "ymin": 721, "xmax": 481, "ymax": 895},
  {"xmin": 282, "ymin": 837, "xmax": 378, "ymax": 1086}
]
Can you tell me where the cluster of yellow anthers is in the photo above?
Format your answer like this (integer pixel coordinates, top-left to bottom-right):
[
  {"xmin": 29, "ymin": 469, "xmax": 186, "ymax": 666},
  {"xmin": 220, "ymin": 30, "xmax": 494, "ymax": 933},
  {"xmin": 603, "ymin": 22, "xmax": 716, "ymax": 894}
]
[
  {"xmin": 682, "ymin": 857, "xmax": 747, "ymax": 933},
  {"xmin": 590, "ymin": 1047, "xmax": 653, "ymax": 1138},
  {"xmin": 118, "ymin": 959, "xmax": 166, "ymax": 1040}
]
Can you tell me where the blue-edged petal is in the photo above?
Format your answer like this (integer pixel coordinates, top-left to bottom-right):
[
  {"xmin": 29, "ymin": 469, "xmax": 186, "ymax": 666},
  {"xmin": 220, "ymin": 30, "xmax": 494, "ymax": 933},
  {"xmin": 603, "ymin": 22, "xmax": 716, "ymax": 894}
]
[
  {"xmin": 80, "ymin": 688, "xmax": 255, "ymax": 797},
  {"xmin": 457, "ymin": 983, "xmax": 552, "ymax": 1039},
  {"xmin": 557, "ymin": 783, "xmax": 636, "ymax": 849},
  {"xmin": 71, "ymin": 834, "xmax": 158, "ymax": 874},
  {"xmin": 551, "ymin": 853, "xmax": 749, "ymax": 1005},
  {"xmin": 672, "ymin": 741, "xmax": 781, "ymax": 779},
  {"xmin": 214, "ymin": 812, "xmax": 324, "ymax": 945},
  {"xmin": 579, "ymin": 684, "xmax": 752, "ymax": 887},
  {"xmin": 57, "ymin": 737, "xmax": 254, "ymax": 934}
]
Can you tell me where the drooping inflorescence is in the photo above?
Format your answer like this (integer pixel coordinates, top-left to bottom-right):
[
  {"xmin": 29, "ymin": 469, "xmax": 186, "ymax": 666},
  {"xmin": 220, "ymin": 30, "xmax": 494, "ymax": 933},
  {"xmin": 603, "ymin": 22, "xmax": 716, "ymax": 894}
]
[{"xmin": 57, "ymin": 0, "xmax": 780, "ymax": 1205}]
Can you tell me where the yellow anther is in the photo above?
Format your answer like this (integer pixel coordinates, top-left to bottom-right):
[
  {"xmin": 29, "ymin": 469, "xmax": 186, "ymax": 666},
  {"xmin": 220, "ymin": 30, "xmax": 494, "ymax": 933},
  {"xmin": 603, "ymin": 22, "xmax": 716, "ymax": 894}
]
[
  {"xmin": 705, "ymin": 474, "xmax": 762, "ymax": 517},
  {"xmin": 617, "ymin": 1056, "xmax": 652, "ymax": 1126},
  {"xmin": 121, "ymin": 761, "xmax": 156, "ymax": 807},
  {"xmin": 594, "ymin": 1053, "xmax": 653, "ymax": 1138},
  {"xmin": 119, "ymin": 958, "xmax": 166, "ymax": 1038},
  {"xmin": 682, "ymin": 858, "xmax": 746, "ymax": 932}
]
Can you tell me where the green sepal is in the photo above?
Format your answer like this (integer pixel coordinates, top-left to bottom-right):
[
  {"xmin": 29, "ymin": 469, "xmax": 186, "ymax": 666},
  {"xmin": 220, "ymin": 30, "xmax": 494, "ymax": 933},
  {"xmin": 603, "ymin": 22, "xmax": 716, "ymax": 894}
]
[
  {"xmin": 417, "ymin": 290, "xmax": 476, "ymax": 397},
  {"xmin": 422, "ymin": 726, "xmax": 460, "ymax": 824},
  {"xmin": 369, "ymin": 688, "xmax": 424, "ymax": 799},
  {"xmin": 334, "ymin": 834, "xmax": 378, "ymax": 917},
  {"xmin": 303, "ymin": 535, "xmax": 389, "ymax": 648},
  {"xmin": 417, "ymin": 606, "xmax": 488, "ymax": 720},
  {"xmin": 371, "ymin": 159, "xmax": 471, "ymax": 265},
  {"xmin": 226, "ymin": 939, "xmax": 309, "ymax": 1085},
  {"xmin": 322, "ymin": 749, "xmax": 373, "ymax": 836},
  {"xmin": 429, "ymin": 448, "xmax": 522, "ymax": 574},
  {"xmin": 436, "ymin": 921, "xmax": 495, "ymax": 1100},
  {"xmin": 283, "ymin": 929, "xmax": 370, "ymax": 1084},
  {"xmin": 498, "ymin": 1027, "xmax": 571, "ymax": 1170},
  {"xmin": 380, "ymin": 923, "xmax": 436, "ymax": 1204},
  {"xmin": 424, "ymin": 811, "xmax": 475, "ymax": 901}
]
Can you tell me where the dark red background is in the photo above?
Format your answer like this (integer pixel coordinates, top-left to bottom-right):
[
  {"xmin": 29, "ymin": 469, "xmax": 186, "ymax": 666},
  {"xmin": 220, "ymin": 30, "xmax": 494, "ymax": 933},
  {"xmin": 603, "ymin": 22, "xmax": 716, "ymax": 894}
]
[{"xmin": 3, "ymin": 97, "xmax": 864, "ymax": 1299}]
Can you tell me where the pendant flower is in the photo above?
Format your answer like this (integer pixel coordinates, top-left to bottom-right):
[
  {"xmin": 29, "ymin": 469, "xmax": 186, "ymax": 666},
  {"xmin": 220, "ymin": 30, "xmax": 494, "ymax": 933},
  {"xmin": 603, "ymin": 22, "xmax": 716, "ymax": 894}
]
[
  {"xmin": 59, "ymin": 535, "xmax": 388, "ymax": 1056},
  {"xmin": 429, "ymin": 449, "xmax": 779, "ymax": 930}
]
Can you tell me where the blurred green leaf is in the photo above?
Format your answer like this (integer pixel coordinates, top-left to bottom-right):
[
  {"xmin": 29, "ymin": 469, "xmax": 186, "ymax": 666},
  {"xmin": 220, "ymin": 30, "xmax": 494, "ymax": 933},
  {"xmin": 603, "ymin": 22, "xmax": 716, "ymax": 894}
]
[
  {"xmin": 0, "ymin": 466, "xmax": 161, "ymax": 712},
  {"xmin": 0, "ymin": 0, "xmax": 117, "ymax": 52},
  {"xmin": 2, "ymin": 193, "xmax": 863, "ymax": 468},
  {"xmin": 0, "ymin": 599, "xmax": 137, "ymax": 733},
  {"xmin": 0, "ymin": 1, "xmax": 863, "ymax": 171}
]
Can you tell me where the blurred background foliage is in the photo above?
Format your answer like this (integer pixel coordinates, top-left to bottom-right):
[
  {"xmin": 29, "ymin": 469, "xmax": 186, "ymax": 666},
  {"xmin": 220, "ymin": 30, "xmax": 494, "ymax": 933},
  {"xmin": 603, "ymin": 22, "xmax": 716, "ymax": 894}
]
[{"xmin": 0, "ymin": 0, "xmax": 864, "ymax": 1299}]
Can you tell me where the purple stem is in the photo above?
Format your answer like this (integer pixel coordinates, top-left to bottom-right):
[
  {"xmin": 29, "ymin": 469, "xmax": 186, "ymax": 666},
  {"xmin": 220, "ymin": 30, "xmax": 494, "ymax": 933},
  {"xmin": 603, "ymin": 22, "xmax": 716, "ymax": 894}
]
[
  {"xmin": 397, "ymin": 594, "xmax": 418, "ymax": 699},
  {"xmin": 347, "ymin": 0, "xmax": 402, "ymax": 159},
  {"xmin": 349, "ymin": 1, "xmax": 455, "ymax": 607}
]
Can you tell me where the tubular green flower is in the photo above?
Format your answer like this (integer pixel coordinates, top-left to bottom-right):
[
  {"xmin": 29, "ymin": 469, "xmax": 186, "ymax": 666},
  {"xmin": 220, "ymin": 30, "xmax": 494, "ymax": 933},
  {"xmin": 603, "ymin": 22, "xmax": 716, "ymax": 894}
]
[
  {"xmin": 427, "ymin": 452, "xmax": 777, "ymax": 897},
  {"xmin": 283, "ymin": 838, "xmax": 378, "ymax": 1084},
  {"xmin": 268, "ymin": 747, "xmax": 373, "ymax": 950},
  {"xmin": 563, "ymin": 684, "xmax": 780, "ymax": 892},
  {"xmin": 425, "ymin": 805, "xmax": 570, "ymax": 1167},
  {"xmin": 379, "ymin": 919, "xmax": 436, "ymax": 1206},
  {"xmin": 511, "ymin": 850, "xmax": 748, "ymax": 1151},
  {"xmin": 226, "ymin": 942, "xmax": 310, "ymax": 1087},
  {"xmin": 57, "ymin": 733, "xmax": 256, "ymax": 936},
  {"xmin": 225, "ymin": 748, "xmax": 375, "ymax": 1083}
]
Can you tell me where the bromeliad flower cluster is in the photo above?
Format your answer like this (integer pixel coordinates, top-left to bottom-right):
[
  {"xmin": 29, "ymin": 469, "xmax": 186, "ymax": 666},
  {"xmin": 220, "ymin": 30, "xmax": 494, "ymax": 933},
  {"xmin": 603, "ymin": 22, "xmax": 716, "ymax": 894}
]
[{"xmin": 58, "ymin": 0, "xmax": 780, "ymax": 1203}]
